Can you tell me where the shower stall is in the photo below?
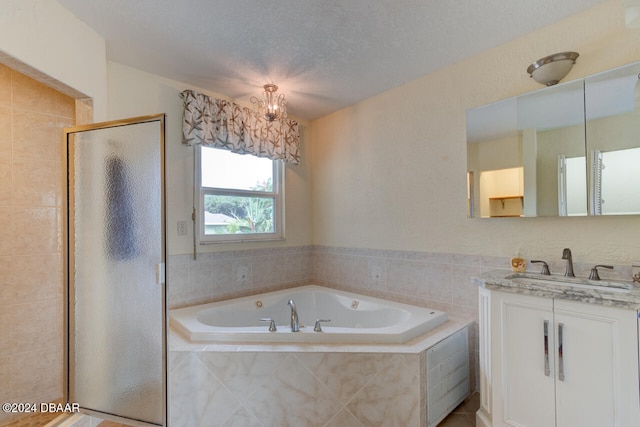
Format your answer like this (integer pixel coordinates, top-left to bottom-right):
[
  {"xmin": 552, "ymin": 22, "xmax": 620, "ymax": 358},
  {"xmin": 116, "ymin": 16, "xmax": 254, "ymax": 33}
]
[{"xmin": 64, "ymin": 114, "xmax": 167, "ymax": 426}]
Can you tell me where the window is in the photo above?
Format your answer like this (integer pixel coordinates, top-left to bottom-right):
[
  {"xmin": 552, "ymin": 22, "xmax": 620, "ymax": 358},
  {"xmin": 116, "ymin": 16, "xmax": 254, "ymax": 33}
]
[{"xmin": 197, "ymin": 146, "xmax": 284, "ymax": 242}]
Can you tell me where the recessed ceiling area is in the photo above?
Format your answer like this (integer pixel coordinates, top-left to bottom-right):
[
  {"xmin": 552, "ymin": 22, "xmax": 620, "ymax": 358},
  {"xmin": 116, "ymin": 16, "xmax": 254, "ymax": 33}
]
[{"xmin": 57, "ymin": 0, "xmax": 606, "ymax": 120}]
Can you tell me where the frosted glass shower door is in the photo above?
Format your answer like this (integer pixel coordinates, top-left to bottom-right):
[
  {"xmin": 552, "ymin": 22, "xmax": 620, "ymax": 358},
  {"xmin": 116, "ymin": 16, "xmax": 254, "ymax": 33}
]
[{"xmin": 66, "ymin": 115, "xmax": 166, "ymax": 426}]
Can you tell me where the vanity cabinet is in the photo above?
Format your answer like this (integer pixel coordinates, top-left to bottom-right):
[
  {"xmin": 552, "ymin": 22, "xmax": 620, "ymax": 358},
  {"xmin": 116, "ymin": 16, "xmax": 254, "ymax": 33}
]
[{"xmin": 477, "ymin": 288, "xmax": 640, "ymax": 427}]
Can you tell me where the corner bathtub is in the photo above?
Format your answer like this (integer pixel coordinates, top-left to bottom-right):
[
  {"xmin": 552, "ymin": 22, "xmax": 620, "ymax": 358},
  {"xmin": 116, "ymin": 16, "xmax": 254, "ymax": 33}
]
[{"xmin": 170, "ymin": 285, "xmax": 448, "ymax": 344}]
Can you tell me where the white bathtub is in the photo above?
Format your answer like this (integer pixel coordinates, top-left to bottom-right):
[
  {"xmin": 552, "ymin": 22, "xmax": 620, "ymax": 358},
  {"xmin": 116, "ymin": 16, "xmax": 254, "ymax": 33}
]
[{"xmin": 170, "ymin": 285, "xmax": 448, "ymax": 343}]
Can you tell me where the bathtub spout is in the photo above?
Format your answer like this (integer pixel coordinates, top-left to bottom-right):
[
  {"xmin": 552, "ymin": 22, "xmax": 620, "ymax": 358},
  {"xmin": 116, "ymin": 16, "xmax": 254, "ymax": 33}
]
[{"xmin": 287, "ymin": 299, "xmax": 299, "ymax": 332}]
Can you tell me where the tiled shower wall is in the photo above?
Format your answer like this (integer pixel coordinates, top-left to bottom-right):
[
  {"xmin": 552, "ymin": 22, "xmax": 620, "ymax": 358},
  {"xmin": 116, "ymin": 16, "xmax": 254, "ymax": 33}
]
[{"xmin": 0, "ymin": 63, "xmax": 75, "ymax": 424}]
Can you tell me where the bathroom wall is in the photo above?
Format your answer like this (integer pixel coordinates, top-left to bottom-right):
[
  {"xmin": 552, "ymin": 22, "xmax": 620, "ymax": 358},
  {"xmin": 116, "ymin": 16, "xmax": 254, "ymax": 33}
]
[
  {"xmin": 111, "ymin": 2, "xmax": 640, "ymax": 397},
  {"xmin": 0, "ymin": 0, "xmax": 108, "ymax": 120},
  {"xmin": 310, "ymin": 0, "xmax": 640, "ymax": 264},
  {"xmin": 105, "ymin": 61, "xmax": 314, "ymax": 257},
  {"xmin": 109, "ymin": 1, "xmax": 640, "ymax": 290},
  {"xmin": 0, "ymin": 1, "xmax": 639, "ymax": 423},
  {"xmin": 0, "ymin": 63, "xmax": 75, "ymax": 425}
]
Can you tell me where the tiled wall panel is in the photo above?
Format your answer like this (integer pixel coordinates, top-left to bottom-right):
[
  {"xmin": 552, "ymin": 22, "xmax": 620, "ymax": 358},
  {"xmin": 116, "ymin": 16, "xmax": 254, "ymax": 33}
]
[
  {"xmin": 167, "ymin": 246, "xmax": 313, "ymax": 309},
  {"xmin": 169, "ymin": 350, "xmax": 422, "ymax": 427},
  {"xmin": 0, "ymin": 63, "xmax": 74, "ymax": 425}
]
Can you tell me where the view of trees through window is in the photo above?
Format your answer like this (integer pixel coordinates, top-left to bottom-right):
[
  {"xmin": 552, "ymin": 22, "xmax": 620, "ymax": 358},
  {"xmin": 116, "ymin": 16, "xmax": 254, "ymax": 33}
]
[
  {"xmin": 204, "ymin": 179, "xmax": 274, "ymax": 234},
  {"xmin": 201, "ymin": 147, "xmax": 278, "ymax": 236}
]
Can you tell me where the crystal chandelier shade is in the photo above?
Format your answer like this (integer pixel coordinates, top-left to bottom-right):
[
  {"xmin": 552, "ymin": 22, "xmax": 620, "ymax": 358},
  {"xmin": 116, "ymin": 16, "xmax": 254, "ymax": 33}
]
[{"xmin": 251, "ymin": 83, "xmax": 288, "ymax": 122}]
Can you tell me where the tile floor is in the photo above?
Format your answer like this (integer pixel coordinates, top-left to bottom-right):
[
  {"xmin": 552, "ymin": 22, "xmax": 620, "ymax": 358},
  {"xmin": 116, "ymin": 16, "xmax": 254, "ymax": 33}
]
[
  {"xmin": 0, "ymin": 412, "xmax": 59, "ymax": 427},
  {"xmin": 96, "ymin": 421, "xmax": 131, "ymax": 427},
  {"xmin": 438, "ymin": 392, "xmax": 480, "ymax": 426},
  {"xmin": 0, "ymin": 392, "xmax": 479, "ymax": 426},
  {"xmin": 98, "ymin": 392, "xmax": 480, "ymax": 426}
]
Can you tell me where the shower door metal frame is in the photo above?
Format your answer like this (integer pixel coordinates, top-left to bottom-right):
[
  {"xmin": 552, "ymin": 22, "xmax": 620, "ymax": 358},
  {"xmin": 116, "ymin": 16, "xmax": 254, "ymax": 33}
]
[{"xmin": 64, "ymin": 114, "xmax": 167, "ymax": 427}]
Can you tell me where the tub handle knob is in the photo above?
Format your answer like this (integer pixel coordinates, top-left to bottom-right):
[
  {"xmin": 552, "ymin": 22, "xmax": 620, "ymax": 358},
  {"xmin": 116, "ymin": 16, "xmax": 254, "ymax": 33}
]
[
  {"xmin": 259, "ymin": 318, "xmax": 277, "ymax": 332},
  {"xmin": 314, "ymin": 319, "xmax": 331, "ymax": 332}
]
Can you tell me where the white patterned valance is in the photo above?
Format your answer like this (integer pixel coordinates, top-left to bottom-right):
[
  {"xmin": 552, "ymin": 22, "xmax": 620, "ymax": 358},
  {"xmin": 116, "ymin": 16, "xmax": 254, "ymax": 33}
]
[{"xmin": 180, "ymin": 89, "xmax": 300, "ymax": 164}]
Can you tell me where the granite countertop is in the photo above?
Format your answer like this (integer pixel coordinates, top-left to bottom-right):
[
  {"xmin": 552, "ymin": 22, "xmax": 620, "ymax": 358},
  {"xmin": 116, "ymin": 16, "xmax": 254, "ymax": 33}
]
[{"xmin": 473, "ymin": 270, "xmax": 640, "ymax": 310}]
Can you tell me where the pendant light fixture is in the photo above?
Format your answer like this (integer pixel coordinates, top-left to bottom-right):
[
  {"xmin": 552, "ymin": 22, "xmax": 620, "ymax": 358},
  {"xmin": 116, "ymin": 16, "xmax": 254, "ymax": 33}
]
[{"xmin": 251, "ymin": 83, "xmax": 288, "ymax": 121}]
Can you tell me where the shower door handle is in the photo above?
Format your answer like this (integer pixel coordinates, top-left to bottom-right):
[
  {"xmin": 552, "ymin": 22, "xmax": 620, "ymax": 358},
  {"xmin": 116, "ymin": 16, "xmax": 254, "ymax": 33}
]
[{"xmin": 156, "ymin": 263, "xmax": 165, "ymax": 285}]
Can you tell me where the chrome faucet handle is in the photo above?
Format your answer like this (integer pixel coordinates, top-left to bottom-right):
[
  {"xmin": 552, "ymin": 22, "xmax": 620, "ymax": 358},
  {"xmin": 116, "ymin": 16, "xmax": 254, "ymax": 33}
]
[
  {"xmin": 531, "ymin": 260, "xmax": 551, "ymax": 275},
  {"xmin": 314, "ymin": 319, "xmax": 331, "ymax": 332},
  {"xmin": 588, "ymin": 265, "xmax": 614, "ymax": 281},
  {"xmin": 259, "ymin": 318, "xmax": 277, "ymax": 332}
]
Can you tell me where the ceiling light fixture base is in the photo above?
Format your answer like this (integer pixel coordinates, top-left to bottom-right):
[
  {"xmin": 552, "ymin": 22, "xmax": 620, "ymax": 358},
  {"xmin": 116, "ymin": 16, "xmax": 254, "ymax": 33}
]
[{"xmin": 527, "ymin": 52, "xmax": 579, "ymax": 86}]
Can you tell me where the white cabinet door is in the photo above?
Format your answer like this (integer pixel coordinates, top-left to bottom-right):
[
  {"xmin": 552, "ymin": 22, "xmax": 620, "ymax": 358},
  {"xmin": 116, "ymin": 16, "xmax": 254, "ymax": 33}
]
[
  {"xmin": 491, "ymin": 292, "xmax": 556, "ymax": 427},
  {"xmin": 554, "ymin": 300, "xmax": 640, "ymax": 427}
]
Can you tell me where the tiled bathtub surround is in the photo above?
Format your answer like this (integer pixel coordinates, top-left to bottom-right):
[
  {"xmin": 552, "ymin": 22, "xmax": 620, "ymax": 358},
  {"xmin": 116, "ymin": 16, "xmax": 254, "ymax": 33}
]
[
  {"xmin": 311, "ymin": 246, "xmax": 486, "ymax": 320},
  {"xmin": 170, "ymin": 350, "xmax": 423, "ymax": 427},
  {"xmin": 167, "ymin": 246, "xmax": 313, "ymax": 309},
  {"xmin": 166, "ymin": 244, "xmax": 489, "ymax": 402},
  {"xmin": 167, "ymin": 245, "xmax": 491, "ymax": 321},
  {"xmin": 169, "ymin": 320, "xmax": 472, "ymax": 427}
]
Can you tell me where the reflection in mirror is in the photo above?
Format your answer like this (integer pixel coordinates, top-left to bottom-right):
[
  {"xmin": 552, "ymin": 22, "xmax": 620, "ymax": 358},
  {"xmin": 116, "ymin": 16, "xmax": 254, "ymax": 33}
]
[
  {"xmin": 585, "ymin": 62, "xmax": 640, "ymax": 215},
  {"xmin": 467, "ymin": 60, "xmax": 640, "ymax": 218},
  {"xmin": 517, "ymin": 79, "xmax": 586, "ymax": 216},
  {"xmin": 466, "ymin": 98, "xmax": 519, "ymax": 217},
  {"xmin": 467, "ymin": 79, "xmax": 586, "ymax": 218},
  {"xmin": 558, "ymin": 155, "xmax": 587, "ymax": 216},
  {"xmin": 596, "ymin": 148, "xmax": 640, "ymax": 214}
]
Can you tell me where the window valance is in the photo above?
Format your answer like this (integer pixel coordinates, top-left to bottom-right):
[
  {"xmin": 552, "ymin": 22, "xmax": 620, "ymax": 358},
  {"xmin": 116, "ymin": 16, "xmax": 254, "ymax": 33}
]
[{"xmin": 180, "ymin": 89, "xmax": 300, "ymax": 164}]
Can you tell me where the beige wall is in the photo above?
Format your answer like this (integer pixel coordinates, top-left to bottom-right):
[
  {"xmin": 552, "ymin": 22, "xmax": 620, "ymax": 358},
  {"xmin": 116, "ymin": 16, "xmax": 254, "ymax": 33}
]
[
  {"xmin": 1, "ymin": 1, "xmax": 640, "ymax": 420},
  {"xmin": 0, "ymin": 64, "xmax": 75, "ymax": 425},
  {"xmin": 106, "ymin": 61, "xmax": 313, "ymax": 256},
  {"xmin": 310, "ymin": 0, "xmax": 640, "ymax": 264},
  {"xmin": 0, "ymin": 0, "xmax": 107, "ymax": 121}
]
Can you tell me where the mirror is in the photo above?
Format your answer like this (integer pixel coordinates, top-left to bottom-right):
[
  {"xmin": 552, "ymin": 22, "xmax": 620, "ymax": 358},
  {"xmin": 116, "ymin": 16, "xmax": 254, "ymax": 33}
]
[
  {"xmin": 585, "ymin": 62, "xmax": 640, "ymax": 215},
  {"xmin": 466, "ymin": 97, "xmax": 519, "ymax": 217},
  {"xmin": 517, "ymin": 80, "xmax": 586, "ymax": 217},
  {"xmin": 467, "ymin": 61, "xmax": 640, "ymax": 217}
]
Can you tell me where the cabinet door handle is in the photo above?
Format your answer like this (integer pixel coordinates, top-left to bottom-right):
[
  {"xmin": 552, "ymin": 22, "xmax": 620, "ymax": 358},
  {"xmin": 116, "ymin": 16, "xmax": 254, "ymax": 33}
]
[
  {"xmin": 543, "ymin": 320, "xmax": 550, "ymax": 376},
  {"xmin": 558, "ymin": 322, "xmax": 565, "ymax": 381}
]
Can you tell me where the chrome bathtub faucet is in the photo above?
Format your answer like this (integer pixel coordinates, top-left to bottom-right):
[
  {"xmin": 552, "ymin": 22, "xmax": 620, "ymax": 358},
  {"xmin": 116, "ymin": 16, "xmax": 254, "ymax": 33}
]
[{"xmin": 287, "ymin": 299, "xmax": 299, "ymax": 332}]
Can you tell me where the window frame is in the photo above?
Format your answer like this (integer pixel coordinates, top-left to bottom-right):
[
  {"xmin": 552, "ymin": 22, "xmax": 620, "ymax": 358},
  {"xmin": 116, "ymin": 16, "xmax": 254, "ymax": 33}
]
[{"xmin": 195, "ymin": 145, "xmax": 285, "ymax": 243}]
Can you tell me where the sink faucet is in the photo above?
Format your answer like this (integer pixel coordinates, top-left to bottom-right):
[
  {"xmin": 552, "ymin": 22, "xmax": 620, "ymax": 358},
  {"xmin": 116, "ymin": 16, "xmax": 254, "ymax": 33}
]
[
  {"xmin": 287, "ymin": 299, "xmax": 299, "ymax": 332},
  {"xmin": 562, "ymin": 248, "xmax": 575, "ymax": 277}
]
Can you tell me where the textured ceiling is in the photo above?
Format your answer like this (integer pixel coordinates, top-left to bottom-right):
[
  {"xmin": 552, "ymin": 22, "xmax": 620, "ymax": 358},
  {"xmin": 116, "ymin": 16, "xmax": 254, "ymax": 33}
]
[{"xmin": 58, "ymin": 0, "xmax": 606, "ymax": 120}]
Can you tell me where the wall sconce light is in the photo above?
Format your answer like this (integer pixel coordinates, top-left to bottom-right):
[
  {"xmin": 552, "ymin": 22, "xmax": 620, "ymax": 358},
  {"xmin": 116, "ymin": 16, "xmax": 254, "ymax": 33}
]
[
  {"xmin": 251, "ymin": 83, "xmax": 288, "ymax": 121},
  {"xmin": 527, "ymin": 52, "xmax": 579, "ymax": 86}
]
